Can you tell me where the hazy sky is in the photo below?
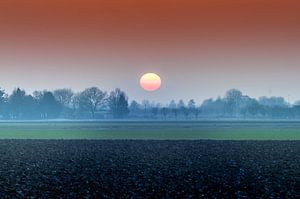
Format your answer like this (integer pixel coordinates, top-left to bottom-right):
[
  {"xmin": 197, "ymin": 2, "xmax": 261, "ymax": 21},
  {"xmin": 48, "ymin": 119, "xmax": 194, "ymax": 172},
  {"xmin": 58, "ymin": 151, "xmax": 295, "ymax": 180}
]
[{"xmin": 0, "ymin": 0, "xmax": 299, "ymax": 104}]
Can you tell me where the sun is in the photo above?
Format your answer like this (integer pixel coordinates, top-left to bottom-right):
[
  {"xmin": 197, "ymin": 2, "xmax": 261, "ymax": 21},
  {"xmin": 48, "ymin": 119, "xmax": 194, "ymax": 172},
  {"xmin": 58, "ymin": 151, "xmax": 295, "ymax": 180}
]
[{"xmin": 140, "ymin": 73, "xmax": 162, "ymax": 91}]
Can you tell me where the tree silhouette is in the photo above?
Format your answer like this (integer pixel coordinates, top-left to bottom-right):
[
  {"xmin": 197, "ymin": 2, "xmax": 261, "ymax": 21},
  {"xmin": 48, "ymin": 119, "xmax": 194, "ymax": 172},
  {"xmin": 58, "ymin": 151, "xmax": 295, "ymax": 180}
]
[
  {"xmin": 188, "ymin": 99, "xmax": 196, "ymax": 119},
  {"xmin": 53, "ymin": 88, "xmax": 74, "ymax": 118},
  {"xmin": 38, "ymin": 91, "xmax": 61, "ymax": 119},
  {"xmin": 77, "ymin": 87, "xmax": 107, "ymax": 119},
  {"xmin": 108, "ymin": 88, "xmax": 129, "ymax": 118},
  {"xmin": 224, "ymin": 89, "xmax": 243, "ymax": 117},
  {"xmin": 9, "ymin": 88, "xmax": 26, "ymax": 119},
  {"xmin": 0, "ymin": 88, "xmax": 7, "ymax": 118}
]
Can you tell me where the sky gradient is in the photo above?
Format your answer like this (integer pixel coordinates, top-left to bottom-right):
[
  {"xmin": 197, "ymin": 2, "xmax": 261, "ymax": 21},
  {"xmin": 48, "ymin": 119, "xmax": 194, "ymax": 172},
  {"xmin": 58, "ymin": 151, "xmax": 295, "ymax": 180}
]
[{"xmin": 0, "ymin": 0, "xmax": 299, "ymax": 104}]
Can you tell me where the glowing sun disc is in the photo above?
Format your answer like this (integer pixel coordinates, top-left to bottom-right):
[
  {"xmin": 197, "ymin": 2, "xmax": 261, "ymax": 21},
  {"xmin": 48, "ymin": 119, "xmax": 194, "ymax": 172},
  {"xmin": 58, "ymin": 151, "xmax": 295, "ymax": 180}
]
[{"xmin": 140, "ymin": 73, "xmax": 161, "ymax": 91}]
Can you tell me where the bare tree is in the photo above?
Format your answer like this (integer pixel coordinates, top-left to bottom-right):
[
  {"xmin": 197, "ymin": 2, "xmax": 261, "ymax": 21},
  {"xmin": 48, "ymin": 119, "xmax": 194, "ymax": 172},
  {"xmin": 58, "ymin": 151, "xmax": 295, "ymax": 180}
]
[
  {"xmin": 0, "ymin": 88, "xmax": 7, "ymax": 117},
  {"xmin": 77, "ymin": 87, "xmax": 107, "ymax": 118},
  {"xmin": 169, "ymin": 100, "xmax": 178, "ymax": 119},
  {"xmin": 188, "ymin": 99, "xmax": 196, "ymax": 119},
  {"xmin": 161, "ymin": 107, "xmax": 169, "ymax": 120},
  {"xmin": 129, "ymin": 100, "xmax": 141, "ymax": 117},
  {"xmin": 178, "ymin": 100, "xmax": 189, "ymax": 119},
  {"xmin": 108, "ymin": 88, "xmax": 129, "ymax": 118},
  {"xmin": 53, "ymin": 88, "xmax": 74, "ymax": 118},
  {"xmin": 224, "ymin": 89, "xmax": 243, "ymax": 116},
  {"xmin": 142, "ymin": 100, "xmax": 151, "ymax": 117},
  {"xmin": 53, "ymin": 88, "xmax": 74, "ymax": 108}
]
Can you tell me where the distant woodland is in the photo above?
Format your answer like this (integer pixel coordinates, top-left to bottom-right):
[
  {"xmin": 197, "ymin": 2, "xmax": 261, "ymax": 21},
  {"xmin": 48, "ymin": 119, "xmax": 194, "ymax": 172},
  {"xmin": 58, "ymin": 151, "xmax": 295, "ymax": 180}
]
[{"xmin": 0, "ymin": 87, "xmax": 300, "ymax": 120}]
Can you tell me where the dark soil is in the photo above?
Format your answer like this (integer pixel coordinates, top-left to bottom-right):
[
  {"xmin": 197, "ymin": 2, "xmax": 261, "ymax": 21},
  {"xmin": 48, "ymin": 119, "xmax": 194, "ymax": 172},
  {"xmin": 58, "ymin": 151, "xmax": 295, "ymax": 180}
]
[{"xmin": 0, "ymin": 140, "xmax": 298, "ymax": 198}]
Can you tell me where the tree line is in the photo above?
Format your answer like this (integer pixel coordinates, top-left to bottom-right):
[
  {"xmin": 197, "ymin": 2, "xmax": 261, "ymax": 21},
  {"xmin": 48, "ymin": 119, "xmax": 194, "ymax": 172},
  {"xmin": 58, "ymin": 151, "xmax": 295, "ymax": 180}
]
[
  {"xmin": 130, "ymin": 89, "xmax": 300, "ymax": 120},
  {"xmin": 0, "ymin": 87, "xmax": 129, "ymax": 120},
  {"xmin": 0, "ymin": 87, "xmax": 300, "ymax": 120}
]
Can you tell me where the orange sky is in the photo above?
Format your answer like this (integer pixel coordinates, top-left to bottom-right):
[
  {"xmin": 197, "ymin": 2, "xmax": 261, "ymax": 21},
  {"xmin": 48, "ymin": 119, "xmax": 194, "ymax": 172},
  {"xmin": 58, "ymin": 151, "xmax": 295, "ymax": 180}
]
[
  {"xmin": 0, "ymin": 0, "xmax": 300, "ymax": 102},
  {"xmin": 1, "ymin": 0, "xmax": 299, "ymax": 54}
]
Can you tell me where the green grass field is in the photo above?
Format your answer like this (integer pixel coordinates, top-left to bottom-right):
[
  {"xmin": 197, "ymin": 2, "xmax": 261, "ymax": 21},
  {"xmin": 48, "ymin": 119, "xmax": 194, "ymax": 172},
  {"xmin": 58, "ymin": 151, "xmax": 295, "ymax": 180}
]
[{"xmin": 0, "ymin": 121, "xmax": 299, "ymax": 140}]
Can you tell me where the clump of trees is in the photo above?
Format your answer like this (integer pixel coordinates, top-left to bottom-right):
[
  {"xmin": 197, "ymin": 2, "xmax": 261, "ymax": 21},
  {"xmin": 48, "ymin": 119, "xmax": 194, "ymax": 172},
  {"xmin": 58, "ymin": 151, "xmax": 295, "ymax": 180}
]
[
  {"xmin": 128, "ymin": 89, "xmax": 300, "ymax": 120},
  {"xmin": 0, "ymin": 87, "xmax": 129, "ymax": 120},
  {"xmin": 0, "ymin": 87, "xmax": 299, "ymax": 120}
]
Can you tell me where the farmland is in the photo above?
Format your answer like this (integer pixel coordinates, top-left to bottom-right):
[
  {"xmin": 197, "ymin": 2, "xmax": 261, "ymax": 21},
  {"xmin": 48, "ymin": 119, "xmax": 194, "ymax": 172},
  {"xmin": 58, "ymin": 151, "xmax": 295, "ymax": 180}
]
[
  {"xmin": 0, "ymin": 140, "xmax": 298, "ymax": 198},
  {"xmin": 0, "ymin": 121, "xmax": 299, "ymax": 197}
]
